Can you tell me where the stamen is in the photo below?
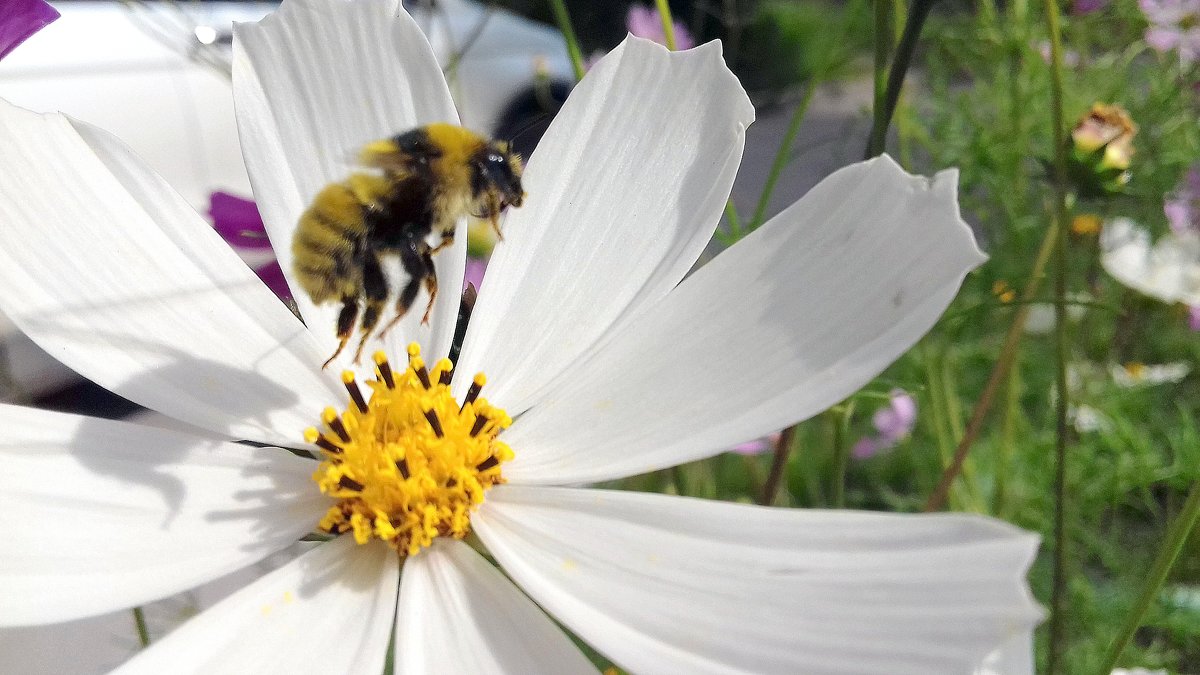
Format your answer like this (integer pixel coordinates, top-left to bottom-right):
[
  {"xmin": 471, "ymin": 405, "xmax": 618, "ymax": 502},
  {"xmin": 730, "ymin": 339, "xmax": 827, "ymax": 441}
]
[
  {"xmin": 322, "ymin": 407, "xmax": 350, "ymax": 442},
  {"xmin": 461, "ymin": 373, "xmax": 486, "ymax": 411},
  {"xmin": 424, "ymin": 409, "xmax": 444, "ymax": 438},
  {"xmin": 373, "ymin": 351, "xmax": 395, "ymax": 389},
  {"xmin": 341, "ymin": 370, "xmax": 368, "ymax": 413},
  {"xmin": 305, "ymin": 427, "xmax": 343, "ymax": 455},
  {"xmin": 310, "ymin": 348, "xmax": 513, "ymax": 557}
]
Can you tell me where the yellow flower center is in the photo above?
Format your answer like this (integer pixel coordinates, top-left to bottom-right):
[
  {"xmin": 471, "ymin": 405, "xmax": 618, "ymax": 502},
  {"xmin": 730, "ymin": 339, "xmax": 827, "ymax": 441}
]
[{"xmin": 306, "ymin": 344, "xmax": 513, "ymax": 557}]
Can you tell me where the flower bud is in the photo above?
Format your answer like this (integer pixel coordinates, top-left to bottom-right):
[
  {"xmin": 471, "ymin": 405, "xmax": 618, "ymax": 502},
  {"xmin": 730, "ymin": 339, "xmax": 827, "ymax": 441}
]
[{"xmin": 1067, "ymin": 103, "xmax": 1136, "ymax": 196}]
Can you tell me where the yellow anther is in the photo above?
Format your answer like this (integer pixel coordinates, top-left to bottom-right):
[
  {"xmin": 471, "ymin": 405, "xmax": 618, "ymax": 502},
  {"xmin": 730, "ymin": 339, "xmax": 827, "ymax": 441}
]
[
  {"xmin": 407, "ymin": 342, "xmax": 421, "ymax": 358},
  {"xmin": 373, "ymin": 350, "xmax": 388, "ymax": 365},
  {"xmin": 309, "ymin": 348, "xmax": 511, "ymax": 557},
  {"xmin": 341, "ymin": 370, "xmax": 356, "ymax": 384}
]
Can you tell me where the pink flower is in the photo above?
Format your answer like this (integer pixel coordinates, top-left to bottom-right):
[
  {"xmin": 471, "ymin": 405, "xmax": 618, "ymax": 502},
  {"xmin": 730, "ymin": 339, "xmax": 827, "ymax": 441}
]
[
  {"xmin": 1189, "ymin": 305, "xmax": 1200, "ymax": 331},
  {"xmin": 1140, "ymin": 0, "xmax": 1200, "ymax": 64},
  {"xmin": 0, "ymin": 0, "xmax": 58, "ymax": 60},
  {"xmin": 208, "ymin": 191, "xmax": 292, "ymax": 303},
  {"xmin": 1165, "ymin": 164, "xmax": 1200, "ymax": 235},
  {"xmin": 852, "ymin": 390, "xmax": 918, "ymax": 459},
  {"xmin": 626, "ymin": 5, "xmax": 695, "ymax": 50},
  {"xmin": 1072, "ymin": 0, "xmax": 1111, "ymax": 13}
]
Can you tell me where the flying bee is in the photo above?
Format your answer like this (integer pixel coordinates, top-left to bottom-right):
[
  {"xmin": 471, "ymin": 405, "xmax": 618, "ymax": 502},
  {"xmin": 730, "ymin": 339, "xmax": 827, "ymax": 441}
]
[{"xmin": 292, "ymin": 123, "xmax": 525, "ymax": 368}]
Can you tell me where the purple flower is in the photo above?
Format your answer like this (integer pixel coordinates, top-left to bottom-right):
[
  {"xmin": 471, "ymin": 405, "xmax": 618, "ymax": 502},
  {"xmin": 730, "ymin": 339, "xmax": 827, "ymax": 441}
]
[
  {"xmin": 852, "ymin": 389, "xmax": 918, "ymax": 459},
  {"xmin": 208, "ymin": 191, "xmax": 292, "ymax": 303},
  {"xmin": 729, "ymin": 433, "xmax": 780, "ymax": 456},
  {"xmin": 626, "ymin": 5, "xmax": 695, "ymax": 50},
  {"xmin": 1140, "ymin": 0, "xmax": 1200, "ymax": 64},
  {"xmin": 1189, "ymin": 305, "xmax": 1200, "ymax": 331},
  {"xmin": 1072, "ymin": 0, "xmax": 1111, "ymax": 13},
  {"xmin": 0, "ymin": 0, "xmax": 59, "ymax": 60},
  {"xmin": 464, "ymin": 256, "xmax": 487, "ymax": 292},
  {"xmin": 1165, "ymin": 164, "xmax": 1200, "ymax": 235}
]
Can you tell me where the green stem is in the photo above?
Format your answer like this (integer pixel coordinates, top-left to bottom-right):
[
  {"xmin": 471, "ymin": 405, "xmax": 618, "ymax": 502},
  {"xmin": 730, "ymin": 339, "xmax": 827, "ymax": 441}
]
[
  {"xmin": 1096, "ymin": 482, "xmax": 1200, "ymax": 674},
  {"xmin": 724, "ymin": 199, "xmax": 743, "ymax": 241},
  {"xmin": 865, "ymin": 0, "xmax": 938, "ymax": 158},
  {"xmin": 1042, "ymin": 0, "xmax": 1072, "ymax": 667},
  {"xmin": 831, "ymin": 402, "xmax": 855, "ymax": 509},
  {"xmin": 748, "ymin": 83, "xmax": 816, "ymax": 231},
  {"xmin": 132, "ymin": 606, "xmax": 150, "ymax": 648},
  {"xmin": 547, "ymin": 0, "xmax": 586, "ymax": 82},
  {"xmin": 872, "ymin": 0, "xmax": 893, "ymax": 135},
  {"xmin": 654, "ymin": 0, "xmax": 678, "ymax": 50},
  {"xmin": 923, "ymin": 220, "xmax": 1058, "ymax": 512}
]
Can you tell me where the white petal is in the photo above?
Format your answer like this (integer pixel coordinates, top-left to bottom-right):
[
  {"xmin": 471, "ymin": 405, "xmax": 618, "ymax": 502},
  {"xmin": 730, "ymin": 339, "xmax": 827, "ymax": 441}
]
[
  {"xmin": 0, "ymin": 100, "xmax": 340, "ymax": 445},
  {"xmin": 0, "ymin": 405, "xmax": 327, "ymax": 626},
  {"xmin": 116, "ymin": 536, "xmax": 398, "ymax": 675},
  {"xmin": 394, "ymin": 539, "xmax": 597, "ymax": 675},
  {"xmin": 1100, "ymin": 218, "xmax": 1200, "ymax": 305},
  {"xmin": 474, "ymin": 486, "xmax": 1043, "ymax": 675},
  {"xmin": 234, "ymin": 0, "xmax": 464, "ymax": 368},
  {"xmin": 455, "ymin": 37, "xmax": 755, "ymax": 414},
  {"xmin": 504, "ymin": 156, "xmax": 985, "ymax": 484}
]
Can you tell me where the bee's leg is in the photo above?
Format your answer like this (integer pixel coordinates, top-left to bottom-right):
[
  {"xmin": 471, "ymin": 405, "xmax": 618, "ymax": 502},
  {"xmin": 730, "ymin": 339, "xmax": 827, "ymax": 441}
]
[
  {"xmin": 419, "ymin": 248, "xmax": 438, "ymax": 325},
  {"xmin": 351, "ymin": 253, "xmax": 388, "ymax": 365},
  {"xmin": 377, "ymin": 243, "xmax": 428, "ymax": 339},
  {"xmin": 428, "ymin": 227, "xmax": 455, "ymax": 255},
  {"xmin": 322, "ymin": 296, "xmax": 359, "ymax": 369},
  {"xmin": 485, "ymin": 197, "xmax": 504, "ymax": 241}
]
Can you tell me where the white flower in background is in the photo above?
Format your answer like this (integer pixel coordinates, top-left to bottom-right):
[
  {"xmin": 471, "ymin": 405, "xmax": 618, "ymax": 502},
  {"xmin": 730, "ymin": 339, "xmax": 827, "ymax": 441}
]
[
  {"xmin": 1110, "ymin": 361, "xmax": 1191, "ymax": 387},
  {"xmin": 0, "ymin": 0, "xmax": 1041, "ymax": 672},
  {"xmin": 1101, "ymin": 217, "xmax": 1200, "ymax": 305}
]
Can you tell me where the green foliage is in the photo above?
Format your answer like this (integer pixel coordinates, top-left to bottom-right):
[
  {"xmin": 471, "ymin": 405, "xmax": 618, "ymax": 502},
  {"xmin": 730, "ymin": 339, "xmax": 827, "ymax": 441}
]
[{"xmin": 617, "ymin": 0, "xmax": 1200, "ymax": 671}]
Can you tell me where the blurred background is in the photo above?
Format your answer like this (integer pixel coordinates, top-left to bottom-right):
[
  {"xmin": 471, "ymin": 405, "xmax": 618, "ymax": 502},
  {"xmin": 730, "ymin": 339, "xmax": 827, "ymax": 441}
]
[{"xmin": 2, "ymin": 0, "xmax": 1199, "ymax": 673}]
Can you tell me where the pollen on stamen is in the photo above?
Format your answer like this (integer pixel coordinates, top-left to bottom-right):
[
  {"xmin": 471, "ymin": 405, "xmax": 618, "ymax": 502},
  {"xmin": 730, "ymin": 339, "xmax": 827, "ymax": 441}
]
[{"xmin": 309, "ymin": 342, "xmax": 513, "ymax": 557}]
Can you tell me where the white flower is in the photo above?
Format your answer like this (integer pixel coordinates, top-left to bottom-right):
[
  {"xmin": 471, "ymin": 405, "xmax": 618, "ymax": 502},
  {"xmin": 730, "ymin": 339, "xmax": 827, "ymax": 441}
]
[
  {"xmin": 0, "ymin": 0, "xmax": 1041, "ymax": 672},
  {"xmin": 1101, "ymin": 217, "xmax": 1200, "ymax": 305},
  {"xmin": 1110, "ymin": 361, "xmax": 1191, "ymax": 387}
]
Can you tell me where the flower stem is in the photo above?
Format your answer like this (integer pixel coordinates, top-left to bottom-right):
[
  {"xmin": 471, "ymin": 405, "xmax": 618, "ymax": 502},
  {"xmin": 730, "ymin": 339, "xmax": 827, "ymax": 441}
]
[
  {"xmin": 654, "ymin": 0, "xmax": 678, "ymax": 50},
  {"xmin": 1041, "ymin": 0, "xmax": 1072, "ymax": 666},
  {"xmin": 923, "ymin": 220, "xmax": 1058, "ymax": 512},
  {"xmin": 748, "ymin": 83, "xmax": 816, "ymax": 231},
  {"xmin": 760, "ymin": 425, "xmax": 796, "ymax": 505},
  {"xmin": 132, "ymin": 606, "xmax": 150, "ymax": 648},
  {"xmin": 865, "ymin": 0, "xmax": 938, "ymax": 158},
  {"xmin": 872, "ymin": 0, "xmax": 893, "ymax": 138},
  {"xmin": 547, "ymin": 0, "xmax": 586, "ymax": 82},
  {"xmin": 831, "ymin": 402, "xmax": 855, "ymax": 509},
  {"xmin": 1096, "ymin": 481, "xmax": 1200, "ymax": 674}
]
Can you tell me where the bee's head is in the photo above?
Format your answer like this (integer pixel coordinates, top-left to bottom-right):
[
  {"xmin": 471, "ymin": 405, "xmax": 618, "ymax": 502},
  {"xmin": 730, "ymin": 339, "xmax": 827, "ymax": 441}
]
[{"xmin": 474, "ymin": 141, "xmax": 525, "ymax": 209}]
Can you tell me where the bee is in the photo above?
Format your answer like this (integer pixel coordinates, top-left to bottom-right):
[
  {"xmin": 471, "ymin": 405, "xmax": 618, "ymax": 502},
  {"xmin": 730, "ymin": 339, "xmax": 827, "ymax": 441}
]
[{"xmin": 292, "ymin": 123, "xmax": 525, "ymax": 368}]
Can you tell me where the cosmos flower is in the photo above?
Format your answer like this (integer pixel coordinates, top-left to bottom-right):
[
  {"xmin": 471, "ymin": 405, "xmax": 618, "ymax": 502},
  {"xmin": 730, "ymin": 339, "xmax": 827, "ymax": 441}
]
[
  {"xmin": 1164, "ymin": 164, "xmax": 1200, "ymax": 236},
  {"xmin": 209, "ymin": 191, "xmax": 292, "ymax": 303},
  {"xmin": 852, "ymin": 389, "xmax": 918, "ymax": 459},
  {"xmin": 1139, "ymin": 0, "xmax": 1200, "ymax": 64},
  {"xmin": 626, "ymin": 4, "xmax": 696, "ymax": 50},
  {"xmin": 0, "ymin": 0, "xmax": 58, "ymax": 60},
  {"xmin": 1101, "ymin": 217, "xmax": 1200, "ymax": 305},
  {"xmin": 0, "ymin": 0, "xmax": 1040, "ymax": 672}
]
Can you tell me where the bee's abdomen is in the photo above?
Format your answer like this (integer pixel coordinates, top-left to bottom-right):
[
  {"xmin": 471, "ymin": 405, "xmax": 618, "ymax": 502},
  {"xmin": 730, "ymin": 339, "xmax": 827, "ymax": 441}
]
[{"xmin": 293, "ymin": 181, "xmax": 370, "ymax": 303}]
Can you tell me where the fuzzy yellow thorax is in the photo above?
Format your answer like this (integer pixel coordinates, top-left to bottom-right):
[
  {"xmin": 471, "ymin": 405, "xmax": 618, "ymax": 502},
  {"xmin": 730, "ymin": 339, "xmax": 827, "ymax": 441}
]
[{"xmin": 306, "ymin": 344, "xmax": 512, "ymax": 557}]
